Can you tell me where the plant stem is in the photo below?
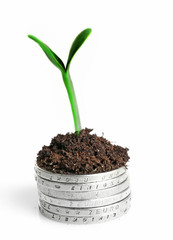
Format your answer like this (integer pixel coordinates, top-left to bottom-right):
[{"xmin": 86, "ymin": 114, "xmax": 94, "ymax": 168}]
[{"xmin": 62, "ymin": 71, "xmax": 81, "ymax": 133}]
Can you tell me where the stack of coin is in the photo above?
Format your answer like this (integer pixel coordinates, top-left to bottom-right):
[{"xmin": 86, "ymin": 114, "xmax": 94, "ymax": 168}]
[{"xmin": 35, "ymin": 164, "xmax": 131, "ymax": 224}]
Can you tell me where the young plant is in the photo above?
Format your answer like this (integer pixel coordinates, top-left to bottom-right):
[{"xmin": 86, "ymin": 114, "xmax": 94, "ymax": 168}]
[{"xmin": 28, "ymin": 28, "xmax": 92, "ymax": 134}]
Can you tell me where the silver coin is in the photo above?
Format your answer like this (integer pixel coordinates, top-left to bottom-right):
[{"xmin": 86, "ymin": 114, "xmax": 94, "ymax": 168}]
[
  {"xmin": 38, "ymin": 201, "xmax": 131, "ymax": 224},
  {"xmin": 38, "ymin": 187, "xmax": 131, "ymax": 208},
  {"xmin": 36, "ymin": 171, "xmax": 128, "ymax": 192},
  {"xmin": 39, "ymin": 193, "xmax": 131, "ymax": 216},
  {"xmin": 35, "ymin": 164, "xmax": 126, "ymax": 183},
  {"xmin": 37, "ymin": 178, "xmax": 129, "ymax": 200}
]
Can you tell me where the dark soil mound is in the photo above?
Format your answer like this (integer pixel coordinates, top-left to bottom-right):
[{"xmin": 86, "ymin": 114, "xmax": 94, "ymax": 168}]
[{"xmin": 37, "ymin": 128, "xmax": 130, "ymax": 175}]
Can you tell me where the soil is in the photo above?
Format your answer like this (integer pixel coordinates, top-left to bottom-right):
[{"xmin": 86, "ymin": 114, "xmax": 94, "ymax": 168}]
[{"xmin": 37, "ymin": 128, "xmax": 130, "ymax": 175}]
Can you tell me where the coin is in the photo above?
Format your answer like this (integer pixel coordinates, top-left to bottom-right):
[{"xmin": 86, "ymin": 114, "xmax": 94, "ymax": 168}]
[
  {"xmin": 35, "ymin": 164, "xmax": 126, "ymax": 183},
  {"xmin": 38, "ymin": 200, "xmax": 131, "ymax": 224},
  {"xmin": 37, "ymin": 178, "xmax": 129, "ymax": 200},
  {"xmin": 36, "ymin": 171, "xmax": 128, "ymax": 192},
  {"xmin": 39, "ymin": 193, "xmax": 131, "ymax": 216},
  {"xmin": 38, "ymin": 187, "xmax": 131, "ymax": 208}
]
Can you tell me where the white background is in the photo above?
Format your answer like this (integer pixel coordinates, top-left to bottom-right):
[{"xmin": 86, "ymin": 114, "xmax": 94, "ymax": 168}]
[{"xmin": 0, "ymin": 0, "xmax": 173, "ymax": 239}]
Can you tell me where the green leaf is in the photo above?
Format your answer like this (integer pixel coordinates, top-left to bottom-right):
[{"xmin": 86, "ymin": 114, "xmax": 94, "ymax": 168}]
[
  {"xmin": 28, "ymin": 35, "xmax": 65, "ymax": 72},
  {"xmin": 66, "ymin": 28, "xmax": 92, "ymax": 70}
]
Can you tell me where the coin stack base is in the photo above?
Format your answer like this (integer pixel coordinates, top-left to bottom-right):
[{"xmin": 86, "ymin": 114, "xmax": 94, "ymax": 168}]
[{"xmin": 35, "ymin": 164, "xmax": 131, "ymax": 224}]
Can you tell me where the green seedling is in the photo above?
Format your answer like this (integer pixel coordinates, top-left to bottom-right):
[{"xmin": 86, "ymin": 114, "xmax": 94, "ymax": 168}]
[{"xmin": 28, "ymin": 28, "xmax": 92, "ymax": 134}]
